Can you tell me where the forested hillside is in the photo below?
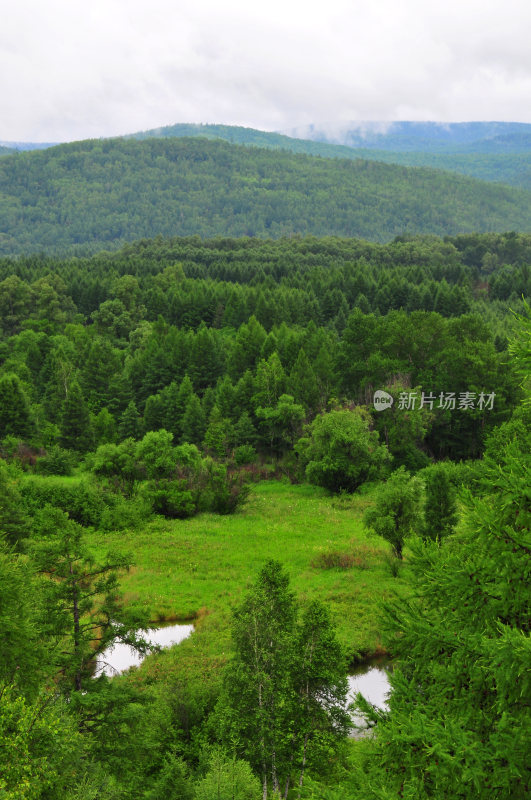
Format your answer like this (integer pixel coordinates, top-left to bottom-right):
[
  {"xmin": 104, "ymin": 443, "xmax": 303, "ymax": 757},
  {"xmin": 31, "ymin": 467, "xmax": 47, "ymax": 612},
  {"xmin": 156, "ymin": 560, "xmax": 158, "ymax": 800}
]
[
  {"xmin": 1, "ymin": 137, "xmax": 531, "ymax": 255},
  {"xmin": 0, "ymin": 229, "xmax": 529, "ymax": 798},
  {"xmin": 285, "ymin": 121, "xmax": 531, "ymax": 152},
  {"xmin": 0, "ymin": 232, "xmax": 527, "ymax": 463},
  {"xmin": 125, "ymin": 122, "xmax": 531, "ymax": 190}
]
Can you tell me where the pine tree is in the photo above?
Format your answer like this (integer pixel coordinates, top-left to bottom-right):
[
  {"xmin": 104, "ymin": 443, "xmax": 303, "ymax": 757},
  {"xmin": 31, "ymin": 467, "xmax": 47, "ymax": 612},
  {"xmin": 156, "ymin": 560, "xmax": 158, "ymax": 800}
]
[
  {"xmin": 119, "ymin": 400, "xmax": 142, "ymax": 441},
  {"xmin": 0, "ymin": 372, "xmax": 35, "ymax": 440},
  {"xmin": 422, "ymin": 463, "xmax": 457, "ymax": 541},
  {"xmin": 203, "ymin": 406, "xmax": 233, "ymax": 458},
  {"xmin": 60, "ymin": 381, "xmax": 93, "ymax": 452},
  {"xmin": 233, "ymin": 411, "xmax": 257, "ymax": 446},
  {"xmin": 30, "ymin": 508, "xmax": 148, "ymax": 693},
  {"xmin": 0, "ymin": 462, "xmax": 30, "ymax": 548},
  {"xmin": 288, "ymin": 349, "xmax": 320, "ymax": 412},
  {"xmin": 352, "ymin": 308, "xmax": 531, "ymax": 800},
  {"xmin": 143, "ymin": 393, "xmax": 165, "ymax": 433},
  {"xmin": 181, "ymin": 393, "xmax": 206, "ymax": 445}
]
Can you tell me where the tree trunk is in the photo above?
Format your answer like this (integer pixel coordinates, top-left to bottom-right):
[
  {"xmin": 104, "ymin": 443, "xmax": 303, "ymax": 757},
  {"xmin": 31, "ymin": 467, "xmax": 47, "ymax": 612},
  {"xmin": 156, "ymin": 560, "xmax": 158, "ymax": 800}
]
[
  {"xmin": 297, "ymin": 733, "xmax": 310, "ymax": 797},
  {"xmin": 70, "ymin": 563, "xmax": 82, "ymax": 691}
]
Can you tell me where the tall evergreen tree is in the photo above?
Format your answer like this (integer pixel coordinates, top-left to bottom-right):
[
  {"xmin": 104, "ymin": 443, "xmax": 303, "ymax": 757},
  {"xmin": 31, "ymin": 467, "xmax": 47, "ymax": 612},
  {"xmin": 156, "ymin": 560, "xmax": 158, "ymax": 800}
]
[
  {"xmin": 119, "ymin": 400, "xmax": 142, "ymax": 441},
  {"xmin": 181, "ymin": 393, "xmax": 206, "ymax": 446},
  {"xmin": 60, "ymin": 381, "xmax": 93, "ymax": 452},
  {"xmin": 422, "ymin": 463, "xmax": 458, "ymax": 541},
  {"xmin": 0, "ymin": 372, "xmax": 35, "ymax": 440}
]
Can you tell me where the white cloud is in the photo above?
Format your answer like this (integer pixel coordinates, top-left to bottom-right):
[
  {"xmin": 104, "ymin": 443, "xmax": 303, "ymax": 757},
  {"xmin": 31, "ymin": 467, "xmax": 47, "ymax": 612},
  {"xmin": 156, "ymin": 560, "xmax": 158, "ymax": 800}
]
[{"xmin": 1, "ymin": 0, "xmax": 530, "ymax": 141}]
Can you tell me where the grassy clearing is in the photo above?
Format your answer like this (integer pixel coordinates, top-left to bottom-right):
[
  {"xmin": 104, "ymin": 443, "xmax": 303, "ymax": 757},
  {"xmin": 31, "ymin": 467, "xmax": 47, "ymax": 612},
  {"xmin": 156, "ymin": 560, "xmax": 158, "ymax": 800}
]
[{"xmin": 87, "ymin": 480, "xmax": 409, "ymax": 662}]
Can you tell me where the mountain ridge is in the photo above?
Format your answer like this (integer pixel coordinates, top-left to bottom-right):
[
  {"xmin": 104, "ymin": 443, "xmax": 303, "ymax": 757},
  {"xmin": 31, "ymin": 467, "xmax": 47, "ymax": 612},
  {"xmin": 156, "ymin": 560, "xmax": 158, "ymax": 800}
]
[{"xmin": 0, "ymin": 135, "xmax": 530, "ymax": 256}]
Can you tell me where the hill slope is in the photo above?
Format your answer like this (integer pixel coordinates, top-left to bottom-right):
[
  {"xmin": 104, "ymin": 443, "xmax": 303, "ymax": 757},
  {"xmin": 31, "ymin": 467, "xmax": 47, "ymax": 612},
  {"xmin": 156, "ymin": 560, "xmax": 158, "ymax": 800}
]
[
  {"xmin": 125, "ymin": 122, "xmax": 531, "ymax": 191},
  {"xmin": 0, "ymin": 136, "xmax": 530, "ymax": 255},
  {"xmin": 282, "ymin": 121, "xmax": 531, "ymax": 153}
]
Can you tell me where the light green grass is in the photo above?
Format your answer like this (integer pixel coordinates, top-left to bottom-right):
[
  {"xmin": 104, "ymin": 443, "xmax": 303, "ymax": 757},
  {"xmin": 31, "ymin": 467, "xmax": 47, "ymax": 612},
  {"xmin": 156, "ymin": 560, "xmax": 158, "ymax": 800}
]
[{"xmin": 87, "ymin": 480, "xmax": 408, "ymax": 661}]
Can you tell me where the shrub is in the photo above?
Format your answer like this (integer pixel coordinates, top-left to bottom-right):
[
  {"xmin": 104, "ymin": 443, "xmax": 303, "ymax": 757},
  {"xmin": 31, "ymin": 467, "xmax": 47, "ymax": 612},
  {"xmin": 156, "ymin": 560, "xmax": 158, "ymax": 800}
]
[
  {"xmin": 296, "ymin": 408, "xmax": 391, "ymax": 493},
  {"xmin": 311, "ymin": 551, "xmax": 355, "ymax": 570},
  {"xmin": 193, "ymin": 459, "xmax": 250, "ymax": 515},
  {"xmin": 233, "ymin": 445, "xmax": 257, "ymax": 466},
  {"xmin": 34, "ymin": 446, "xmax": 76, "ymax": 476},
  {"xmin": 363, "ymin": 467, "xmax": 423, "ymax": 559},
  {"xmin": 20, "ymin": 476, "xmax": 105, "ymax": 527},
  {"xmin": 143, "ymin": 479, "xmax": 196, "ymax": 519},
  {"xmin": 99, "ymin": 494, "xmax": 152, "ymax": 531}
]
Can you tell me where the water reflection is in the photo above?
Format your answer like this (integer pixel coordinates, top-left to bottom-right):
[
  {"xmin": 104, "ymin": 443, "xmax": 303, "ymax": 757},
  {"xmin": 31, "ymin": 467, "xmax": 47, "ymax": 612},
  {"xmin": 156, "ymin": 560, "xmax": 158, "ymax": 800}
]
[
  {"xmin": 95, "ymin": 622, "xmax": 194, "ymax": 677},
  {"xmin": 347, "ymin": 658, "xmax": 391, "ymax": 737}
]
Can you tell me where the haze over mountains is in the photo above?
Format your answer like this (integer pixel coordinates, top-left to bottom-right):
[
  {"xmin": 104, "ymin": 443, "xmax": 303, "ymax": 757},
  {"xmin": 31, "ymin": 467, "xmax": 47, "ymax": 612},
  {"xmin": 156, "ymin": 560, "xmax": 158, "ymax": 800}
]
[
  {"xmin": 281, "ymin": 121, "xmax": 531, "ymax": 153},
  {"xmin": 0, "ymin": 122, "xmax": 530, "ymax": 256}
]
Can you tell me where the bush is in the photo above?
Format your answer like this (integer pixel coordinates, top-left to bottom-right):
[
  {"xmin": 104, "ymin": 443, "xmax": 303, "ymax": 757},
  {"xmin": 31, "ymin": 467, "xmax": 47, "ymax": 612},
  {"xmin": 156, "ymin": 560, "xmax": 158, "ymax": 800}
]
[
  {"xmin": 20, "ymin": 476, "xmax": 106, "ymax": 527},
  {"xmin": 296, "ymin": 408, "xmax": 391, "ymax": 493},
  {"xmin": 99, "ymin": 494, "xmax": 152, "ymax": 531},
  {"xmin": 34, "ymin": 446, "xmax": 76, "ymax": 476},
  {"xmin": 143, "ymin": 479, "xmax": 196, "ymax": 519},
  {"xmin": 233, "ymin": 445, "xmax": 257, "ymax": 466},
  {"xmin": 311, "ymin": 551, "xmax": 355, "ymax": 570},
  {"xmin": 192, "ymin": 459, "xmax": 250, "ymax": 515},
  {"xmin": 363, "ymin": 467, "xmax": 423, "ymax": 559}
]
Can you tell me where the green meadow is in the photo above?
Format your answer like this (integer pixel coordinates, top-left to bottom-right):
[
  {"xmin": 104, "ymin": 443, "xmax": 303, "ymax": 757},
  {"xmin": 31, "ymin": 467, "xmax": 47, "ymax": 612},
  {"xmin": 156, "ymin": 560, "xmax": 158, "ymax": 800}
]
[{"xmin": 87, "ymin": 480, "xmax": 409, "ymax": 670}]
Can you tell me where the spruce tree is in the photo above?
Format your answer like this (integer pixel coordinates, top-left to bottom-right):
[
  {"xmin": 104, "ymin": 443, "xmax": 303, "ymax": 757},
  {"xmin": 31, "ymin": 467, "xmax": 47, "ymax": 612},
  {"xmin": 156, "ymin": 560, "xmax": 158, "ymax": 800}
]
[
  {"xmin": 0, "ymin": 372, "xmax": 35, "ymax": 440},
  {"xmin": 119, "ymin": 400, "xmax": 142, "ymax": 441},
  {"xmin": 288, "ymin": 349, "xmax": 320, "ymax": 412},
  {"xmin": 59, "ymin": 381, "xmax": 93, "ymax": 452},
  {"xmin": 422, "ymin": 462, "xmax": 457, "ymax": 541},
  {"xmin": 181, "ymin": 393, "xmax": 206, "ymax": 445}
]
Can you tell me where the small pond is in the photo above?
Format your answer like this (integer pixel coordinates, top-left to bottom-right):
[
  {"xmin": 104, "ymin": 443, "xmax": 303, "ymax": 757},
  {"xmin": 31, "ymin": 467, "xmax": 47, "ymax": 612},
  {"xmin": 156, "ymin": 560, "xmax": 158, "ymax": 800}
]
[
  {"xmin": 347, "ymin": 657, "xmax": 392, "ymax": 737},
  {"xmin": 95, "ymin": 622, "xmax": 194, "ymax": 677}
]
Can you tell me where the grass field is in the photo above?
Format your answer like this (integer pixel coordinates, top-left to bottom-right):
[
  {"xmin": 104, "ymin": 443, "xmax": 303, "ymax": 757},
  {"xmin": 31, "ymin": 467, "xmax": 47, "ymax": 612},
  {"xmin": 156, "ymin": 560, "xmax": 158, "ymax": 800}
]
[{"xmin": 87, "ymin": 480, "xmax": 409, "ymax": 665}]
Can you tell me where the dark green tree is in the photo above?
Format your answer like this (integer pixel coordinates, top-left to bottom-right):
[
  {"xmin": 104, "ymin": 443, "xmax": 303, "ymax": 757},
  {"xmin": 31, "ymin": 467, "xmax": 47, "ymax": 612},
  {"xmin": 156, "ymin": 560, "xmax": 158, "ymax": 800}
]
[
  {"xmin": 0, "ymin": 372, "xmax": 35, "ymax": 440},
  {"xmin": 296, "ymin": 408, "xmax": 391, "ymax": 493},
  {"xmin": 119, "ymin": 400, "xmax": 142, "ymax": 440},
  {"xmin": 363, "ymin": 466, "xmax": 423, "ymax": 559},
  {"xmin": 30, "ymin": 508, "xmax": 148, "ymax": 693},
  {"xmin": 181, "ymin": 393, "xmax": 206, "ymax": 446},
  {"xmin": 59, "ymin": 381, "xmax": 94, "ymax": 452},
  {"xmin": 422, "ymin": 463, "xmax": 458, "ymax": 541}
]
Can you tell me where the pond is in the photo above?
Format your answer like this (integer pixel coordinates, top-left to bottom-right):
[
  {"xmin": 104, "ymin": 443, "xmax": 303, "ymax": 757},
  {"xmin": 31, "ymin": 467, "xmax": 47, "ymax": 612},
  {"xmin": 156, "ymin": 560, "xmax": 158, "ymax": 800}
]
[
  {"xmin": 94, "ymin": 622, "xmax": 194, "ymax": 677},
  {"xmin": 347, "ymin": 657, "xmax": 392, "ymax": 737}
]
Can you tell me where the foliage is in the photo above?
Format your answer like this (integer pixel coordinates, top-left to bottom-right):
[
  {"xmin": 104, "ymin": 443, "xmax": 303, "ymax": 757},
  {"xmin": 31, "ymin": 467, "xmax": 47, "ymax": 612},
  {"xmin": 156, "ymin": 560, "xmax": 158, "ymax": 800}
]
[
  {"xmin": 0, "ymin": 461, "xmax": 30, "ymax": 547},
  {"xmin": 352, "ymin": 317, "xmax": 531, "ymax": 799},
  {"xmin": 29, "ymin": 508, "xmax": 149, "ymax": 693},
  {"xmin": 219, "ymin": 560, "xmax": 350, "ymax": 797},
  {"xmin": 143, "ymin": 479, "xmax": 196, "ymax": 519},
  {"xmin": 194, "ymin": 748, "xmax": 260, "ymax": 800},
  {"xmin": 34, "ymin": 445, "xmax": 76, "ymax": 476},
  {"xmin": 0, "ymin": 683, "xmax": 87, "ymax": 800},
  {"xmin": 2, "ymin": 138, "xmax": 531, "ymax": 256},
  {"xmin": 21, "ymin": 476, "xmax": 105, "ymax": 527},
  {"xmin": 296, "ymin": 408, "xmax": 391, "ymax": 493},
  {"xmin": 421, "ymin": 462, "xmax": 458, "ymax": 541},
  {"xmin": 363, "ymin": 467, "xmax": 423, "ymax": 558}
]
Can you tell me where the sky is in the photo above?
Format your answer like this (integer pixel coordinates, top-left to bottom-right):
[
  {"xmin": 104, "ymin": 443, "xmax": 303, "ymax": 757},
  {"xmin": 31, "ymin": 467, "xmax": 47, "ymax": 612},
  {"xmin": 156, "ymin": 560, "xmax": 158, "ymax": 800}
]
[{"xmin": 2, "ymin": 0, "xmax": 531, "ymax": 142}]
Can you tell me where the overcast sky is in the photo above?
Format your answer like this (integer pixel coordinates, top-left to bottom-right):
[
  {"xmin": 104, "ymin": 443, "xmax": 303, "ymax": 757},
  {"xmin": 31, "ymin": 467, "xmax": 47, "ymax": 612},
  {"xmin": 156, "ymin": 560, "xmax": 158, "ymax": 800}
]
[{"xmin": 2, "ymin": 0, "xmax": 531, "ymax": 142}]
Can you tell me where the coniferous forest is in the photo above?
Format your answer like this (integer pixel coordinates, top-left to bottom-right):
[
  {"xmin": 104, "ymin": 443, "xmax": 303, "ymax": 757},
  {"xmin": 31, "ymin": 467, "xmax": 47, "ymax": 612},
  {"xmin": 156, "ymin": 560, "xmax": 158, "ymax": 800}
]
[{"xmin": 0, "ymin": 131, "xmax": 530, "ymax": 800}]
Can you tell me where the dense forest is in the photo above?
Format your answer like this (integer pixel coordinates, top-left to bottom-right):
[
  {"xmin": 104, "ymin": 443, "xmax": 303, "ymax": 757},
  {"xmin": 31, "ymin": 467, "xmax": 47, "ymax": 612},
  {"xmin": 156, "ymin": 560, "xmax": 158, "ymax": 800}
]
[
  {"xmin": 125, "ymin": 122, "xmax": 531, "ymax": 191},
  {"xmin": 0, "ymin": 220, "xmax": 529, "ymax": 799},
  {"xmin": 2, "ymin": 136, "xmax": 531, "ymax": 256}
]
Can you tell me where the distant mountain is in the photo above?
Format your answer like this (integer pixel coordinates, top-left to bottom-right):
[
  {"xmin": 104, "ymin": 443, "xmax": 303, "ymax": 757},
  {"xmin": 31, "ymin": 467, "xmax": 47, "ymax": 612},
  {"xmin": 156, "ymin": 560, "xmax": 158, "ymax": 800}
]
[
  {"xmin": 0, "ymin": 140, "xmax": 57, "ymax": 152},
  {"xmin": 0, "ymin": 136, "xmax": 530, "ymax": 256},
  {"xmin": 122, "ymin": 122, "xmax": 531, "ymax": 191},
  {"xmin": 281, "ymin": 121, "xmax": 531, "ymax": 153}
]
